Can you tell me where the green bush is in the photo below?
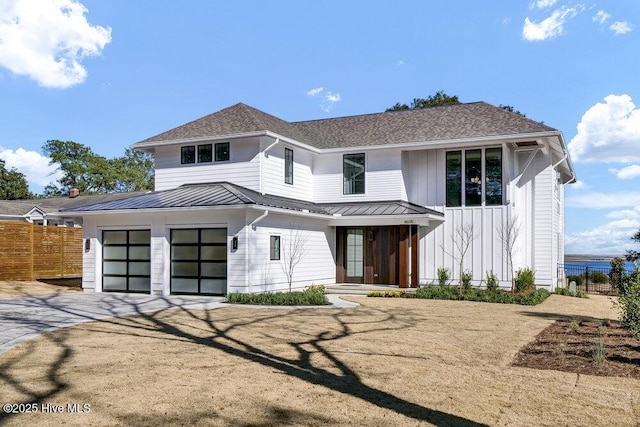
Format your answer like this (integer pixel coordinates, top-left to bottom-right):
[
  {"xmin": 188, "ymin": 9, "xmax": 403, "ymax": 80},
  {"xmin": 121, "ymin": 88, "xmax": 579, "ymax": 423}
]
[
  {"xmin": 461, "ymin": 270, "xmax": 473, "ymax": 290},
  {"xmin": 413, "ymin": 286, "xmax": 549, "ymax": 305},
  {"xmin": 554, "ymin": 288, "xmax": 589, "ymax": 298},
  {"xmin": 618, "ymin": 277, "xmax": 640, "ymax": 338},
  {"xmin": 610, "ymin": 257, "xmax": 626, "ymax": 293},
  {"xmin": 437, "ymin": 267, "xmax": 450, "ymax": 287},
  {"xmin": 226, "ymin": 287, "xmax": 329, "ymax": 305},
  {"xmin": 486, "ymin": 270, "xmax": 498, "ymax": 292},
  {"xmin": 367, "ymin": 290, "xmax": 406, "ymax": 298},
  {"xmin": 515, "ymin": 268, "xmax": 535, "ymax": 292},
  {"xmin": 590, "ymin": 271, "xmax": 608, "ymax": 284},
  {"xmin": 566, "ymin": 275, "xmax": 583, "ymax": 287}
]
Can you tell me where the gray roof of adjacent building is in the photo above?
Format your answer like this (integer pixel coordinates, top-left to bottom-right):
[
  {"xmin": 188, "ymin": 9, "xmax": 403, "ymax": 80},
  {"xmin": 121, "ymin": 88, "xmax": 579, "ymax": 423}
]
[
  {"xmin": 135, "ymin": 102, "xmax": 558, "ymax": 150},
  {"xmin": 0, "ymin": 192, "xmax": 148, "ymax": 217},
  {"xmin": 62, "ymin": 182, "xmax": 444, "ymax": 219}
]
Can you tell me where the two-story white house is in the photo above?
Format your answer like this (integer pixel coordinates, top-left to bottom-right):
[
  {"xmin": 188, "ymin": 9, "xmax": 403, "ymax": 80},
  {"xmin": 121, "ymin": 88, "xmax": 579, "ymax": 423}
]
[{"xmin": 65, "ymin": 102, "xmax": 575, "ymax": 296}]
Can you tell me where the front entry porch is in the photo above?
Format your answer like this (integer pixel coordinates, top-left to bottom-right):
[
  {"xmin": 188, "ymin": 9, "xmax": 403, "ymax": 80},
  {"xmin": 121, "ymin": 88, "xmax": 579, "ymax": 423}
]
[{"xmin": 335, "ymin": 225, "xmax": 419, "ymax": 288}]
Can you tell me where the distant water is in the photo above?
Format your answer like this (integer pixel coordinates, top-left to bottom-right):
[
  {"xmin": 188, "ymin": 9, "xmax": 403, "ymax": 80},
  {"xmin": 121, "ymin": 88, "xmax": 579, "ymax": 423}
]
[{"xmin": 564, "ymin": 261, "xmax": 637, "ymax": 273}]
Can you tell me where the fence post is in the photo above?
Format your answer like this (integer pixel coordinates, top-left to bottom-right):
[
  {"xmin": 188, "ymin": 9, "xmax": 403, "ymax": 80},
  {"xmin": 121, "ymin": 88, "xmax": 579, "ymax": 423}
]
[{"xmin": 585, "ymin": 266, "xmax": 590, "ymax": 293}]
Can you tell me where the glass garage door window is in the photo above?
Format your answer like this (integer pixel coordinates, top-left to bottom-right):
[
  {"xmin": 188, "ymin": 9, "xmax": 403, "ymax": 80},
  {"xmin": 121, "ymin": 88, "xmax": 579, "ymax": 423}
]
[
  {"xmin": 102, "ymin": 230, "xmax": 151, "ymax": 292},
  {"xmin": 170, "ymin": 228, "xmax": 227, "ymax": 295}
]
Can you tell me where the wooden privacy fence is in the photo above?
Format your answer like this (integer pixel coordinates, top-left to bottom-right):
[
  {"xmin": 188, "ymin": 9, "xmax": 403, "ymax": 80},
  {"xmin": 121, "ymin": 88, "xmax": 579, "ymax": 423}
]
[{"xmin": 0, "ymin": 222, "xmax": 83, "ymax": 281}]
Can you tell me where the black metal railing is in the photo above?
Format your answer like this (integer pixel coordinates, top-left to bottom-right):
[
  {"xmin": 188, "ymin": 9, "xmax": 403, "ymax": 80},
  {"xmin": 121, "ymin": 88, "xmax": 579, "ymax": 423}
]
[{"xmin": 557, "ymin": 263, "xmax": 635, "ymax": 295}]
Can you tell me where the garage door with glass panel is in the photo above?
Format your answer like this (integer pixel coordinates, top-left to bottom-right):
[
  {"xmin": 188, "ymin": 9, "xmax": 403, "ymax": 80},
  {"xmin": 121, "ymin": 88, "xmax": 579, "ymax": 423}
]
[
  {"xmin": 171, "ymin": 228, "xmax": 227, "ymax": 295},
  {"xmin": 102, "ymin": 230, "xmax": 151, "ymax": 292}
]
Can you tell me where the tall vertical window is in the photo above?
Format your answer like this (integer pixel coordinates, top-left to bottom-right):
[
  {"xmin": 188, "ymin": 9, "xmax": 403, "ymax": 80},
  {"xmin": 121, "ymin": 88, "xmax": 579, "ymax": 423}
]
[
  {"xmin": 343, "ymin": 153, "xmax": 365, "ymax": 195},
  {"xmin": 215, "ymin": 142, "xmax": 230, "ymax": 161},
  {"xmin": 485, "ymin": 148, "xmax": 503, "ymax": 205},
  {"xmin": 446, "ymin": 147, "xmax": 503, "ymax": 207},
  {"xmin": 181, "ymin": 146, "xmax": 195, "ymax": 164},
  {"xmin": 446, "ymin": 151, "xmax": 462, "ymax": 207},
  {"xmin": 465, "ymin": 150, "xmax": 482, "ymax": 206},
  {"xmin": 198, "ymin": 144, "xmax": 212, "ymax": 163},
  {"xmin": 284, "ymin": 148, "xmax": 293, "ymax": 185},
  {"xmin": 270, "ymin": 235, "xmax": 281, "ymax": 260}
]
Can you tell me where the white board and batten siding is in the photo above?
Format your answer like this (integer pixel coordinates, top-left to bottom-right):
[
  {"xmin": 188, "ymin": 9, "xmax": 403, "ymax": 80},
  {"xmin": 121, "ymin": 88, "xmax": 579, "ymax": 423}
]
[
  {"xmin": 153, "ymin": 137, "xmax": 261, "ymax": 192},
  {"xmin": 313, "ymin": 149, "xmax": 408, "ymax": 203}
]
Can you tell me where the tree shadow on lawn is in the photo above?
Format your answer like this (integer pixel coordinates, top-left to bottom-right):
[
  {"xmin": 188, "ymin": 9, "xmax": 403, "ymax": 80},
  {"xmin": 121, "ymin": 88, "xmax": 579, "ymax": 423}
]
[{"xmin": 0, "ymin": 293, "xmax": 487, "ymax": 426}]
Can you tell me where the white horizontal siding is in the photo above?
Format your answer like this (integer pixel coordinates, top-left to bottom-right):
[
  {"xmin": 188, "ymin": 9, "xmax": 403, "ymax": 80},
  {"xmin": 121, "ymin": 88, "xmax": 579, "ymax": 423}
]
[
  {"xmin": 153, "ymin": 138, "xmax": 261, "ymax": 191},
  {"xmin": 261, "ymin": 139, "xmax": 314, "ymax": 201},
  {"xmin": 313, "ymin": 149, "xmax": 406, "ymax": 203}
]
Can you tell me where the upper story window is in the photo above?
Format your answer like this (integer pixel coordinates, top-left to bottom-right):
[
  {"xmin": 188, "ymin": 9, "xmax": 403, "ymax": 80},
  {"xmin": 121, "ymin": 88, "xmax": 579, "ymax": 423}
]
[
  {"xmin": 181, "ymin": 146, "xmax": 195, "ymax": 164},
  {"xmin": 284, "ymin": 148, "xmax": 293, "ymax": 185},
  {"xmin": 446, "ymin": 147, "xmax": 503, "ymax": 207},
  {"xmin": 198, "ymin": 144, "xmax": 212, "ymax": 163},
  {"xmin": 270, "ymin": 235, "xmax": 281, "ymax": 260},
  {"xmin": 343, "ymin": 153, "xmax": 365, "ymax": 195},
  {"xmin": 215, "ymin": 142, "xmax": 230, "ymax": 161}
]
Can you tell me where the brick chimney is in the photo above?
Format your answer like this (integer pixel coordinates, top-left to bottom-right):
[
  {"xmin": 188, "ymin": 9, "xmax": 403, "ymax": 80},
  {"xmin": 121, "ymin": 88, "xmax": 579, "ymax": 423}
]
[{"xmin": 69, "ymin": 188, "xmax": 80, "ymax": 198}]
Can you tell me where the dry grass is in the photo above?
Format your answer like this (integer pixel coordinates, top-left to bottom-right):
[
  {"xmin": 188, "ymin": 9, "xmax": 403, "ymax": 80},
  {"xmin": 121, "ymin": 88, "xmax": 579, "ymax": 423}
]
[
  {"xmin": 0, "ymin": 291, "xmax": 638, "ymax": 426},
  {"xmin": 0, "ymin": 280, "xmax": 81, "ymax": 298}
]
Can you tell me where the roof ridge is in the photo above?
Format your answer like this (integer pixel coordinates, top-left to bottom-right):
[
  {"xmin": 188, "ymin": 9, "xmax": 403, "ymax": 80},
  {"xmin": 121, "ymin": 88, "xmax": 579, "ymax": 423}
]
[{"xmin": 219, "ymin": 182, "xmax": 255, "ymax": 204}]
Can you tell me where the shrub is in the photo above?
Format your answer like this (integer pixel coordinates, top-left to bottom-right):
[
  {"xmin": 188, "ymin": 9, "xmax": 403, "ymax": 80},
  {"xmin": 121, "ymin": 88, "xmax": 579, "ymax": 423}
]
[
  {"xmin": 226, "ymin": 288, "xmax": 329, "ymax": 305},
  {"xmin": 590, "ymin": 271, "xmax": 608, "ymax": 284},
  {"xmin": 610, "ymin": 257, "xmax": 625, "ymax": 293},
  {"xmin": 566, "ymin": 275, "xmax": 583, "ymax": 287},
  {"xmin": 305, "ymin": 284, "xmax": 326, "ymax": 295},
  {"xmin": 437, "ymin": 267, "xmax": 450, "ymax": 287},
  {"xmin": 461, "ymin": 270, "xmax": 473, "ymax": 290},
  {"xmin": 413, "ymin": 286, "xmax": 549, "ymax": 305},
  {"xmin": 367, "ymin": 290, "xmax": 406, "ymax": 298},
  {"xmin": 486, "ymin": 270, "xmax": 498, "ymax": 292},
  {"xmin": 554, "ymin": 288, "xmax": 588, "ymax": 298},
  {"xmin": 515, "ymin": 268, "xmax": 535, "ymax": 292},
  {"xmin": 618, "ymin": 277, "xmax": 640, "ymax": 338},
  {"xmin": 592, "ymin": 341, "xmax": 606, "ymax": 363}
]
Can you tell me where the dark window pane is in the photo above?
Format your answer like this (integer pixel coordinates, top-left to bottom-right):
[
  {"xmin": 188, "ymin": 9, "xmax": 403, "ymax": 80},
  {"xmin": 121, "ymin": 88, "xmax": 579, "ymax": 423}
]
[
  {"xmin": 103, "ymin": 230, "xmax": 127, "ymax": 245},
  {"xmin": 465, "ymin": 150, "xmax": 482, "ymax": 206},
  {"xmin": 485, "ymin": 148, "xmax": 503, "ymax": 205},
  {"xmin": 270, "ymin": 235, "xmax": 280, "ymax": 260},
  {"xmin": 285, "ymin": 148, "xmax": 293, "ymax": 185},
  {"xmin": 446, "ymin": 151, "xmax": 462, "ymax": 207},
  {"xmin": 181, "ymin": 146, "xmax": 195, "ymax": 164},
  {"xmin": 343, "ymin": 153, "xmax": 365, "ymax": 195},
  {"xmin": 215, "ymin": 142, "xmax": 230, "ymax": 161},
  {"xmin": 129, "ymin": 230, "xmax": 150, "ymax": 244},
  {"xmin": 198, "ymin": 144, "xmax": 212, "ymax": 163}
]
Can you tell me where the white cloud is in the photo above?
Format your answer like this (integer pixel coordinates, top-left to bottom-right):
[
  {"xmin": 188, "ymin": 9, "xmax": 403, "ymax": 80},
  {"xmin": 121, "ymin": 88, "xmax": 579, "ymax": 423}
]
[
  {"xmin": 606, "ymin": 208, "xmax": 640, "ymax": 220},
  {"xmin": 0, "ymin": 0, "xmax": 111, "ymax": 88},
  {"xmin": 0, "ymin": 147, "xmax": 63, "ymax": 187},
  {"xmin": 569, "ymin": 180, "xmax": 588, "ymax": 190},
  {"xmin": 610, "ymin": 165, "xmax": 640, "ymax": 180},
  {"xmin": 522, "ymin": 6, "xmax": 581, "ymax": 41},
  {"xmin": 321, "ymin": 91, "xmax": 341, "ymax": 113},
  {"xmin": 306, "ymin": 87, "xmax": 324, "ymax": 96},
  {"xmin": 610, "ymin": 21, "xmax": 633, "ymax": 35},
  {"xmin": 568, "ymin": 94, "xmax": 640, "ymax": 163},
  {"xmin": 567, "ymin": 191, "xmax": 640, "ymax": 209},
  {"xmin": 593, "ymin": 10, "xmax": 611, "ymax": 24},
  {"xmin": 531, "ymin": 0, "xmax": 558, "ymax": 9},
  {"xmin": 325, "ymin": 92, "xmax": 341, "ymax": 103},
  {"xmin": 396, "ymin": 59, "xmax": 405, "ymax": 66},
  {"xmin": 565, "ymin": 218, "xmax": 640, "ymax": 255}
]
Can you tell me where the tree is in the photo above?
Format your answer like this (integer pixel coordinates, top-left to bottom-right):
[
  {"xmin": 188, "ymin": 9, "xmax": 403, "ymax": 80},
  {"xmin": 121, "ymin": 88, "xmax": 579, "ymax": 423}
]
[
  {"xmin": 42, "ymin": 140, "xmax": 154, "ymax": 195},
  {"xmin": 441, "ymin": 223, "xmax": 477, "ymax": 291},
  {"xmin": 627, "ymin": 229, "xmax": 640, "ymax": 263},
  {"xmin": 498, "ymin": 104, "xmax": 526, "ymax": 117},
  {"xmin": 280, "ymin": 226, "xmax": 309, "ymax": 292},
  {"xmin": 386, "ymin": 91, "xmax": 461, "ymax": 111},
  {"xmin": 497, "ymin": 213, "xmax": 520, "ymax": 292},
  {"xmin": 0, "ymin": 158, "xmax": 32, "ymax": 199}
]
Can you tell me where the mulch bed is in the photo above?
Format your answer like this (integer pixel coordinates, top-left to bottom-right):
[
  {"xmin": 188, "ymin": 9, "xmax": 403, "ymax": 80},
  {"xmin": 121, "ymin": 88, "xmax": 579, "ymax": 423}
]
[{"xmin": 513, "ymin": 318, "xmax": 640, "ymax": 379}]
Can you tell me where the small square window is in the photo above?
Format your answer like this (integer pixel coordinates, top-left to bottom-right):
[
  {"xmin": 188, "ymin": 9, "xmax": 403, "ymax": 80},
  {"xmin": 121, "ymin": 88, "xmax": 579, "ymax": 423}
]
[
  {"xmin": 198, "ymin": 144, "xmax": 212, "ymax": 163},
  {"xmin": 270, "ymin": 236, "xmax": 281, "ymax": 260},
  {"xmin": 215, "ymin": 142, "xmax": 230, "ymax": 161},
  {"xmin": 181, "ymin": 146, "xmax": 195, "ymax": 164}
]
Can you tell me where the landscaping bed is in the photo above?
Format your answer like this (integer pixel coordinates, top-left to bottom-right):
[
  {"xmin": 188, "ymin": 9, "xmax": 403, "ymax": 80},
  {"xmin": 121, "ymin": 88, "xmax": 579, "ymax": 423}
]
[{"xmin": 369, "ymin": 286, "xmax": 551, "ymax": 305}]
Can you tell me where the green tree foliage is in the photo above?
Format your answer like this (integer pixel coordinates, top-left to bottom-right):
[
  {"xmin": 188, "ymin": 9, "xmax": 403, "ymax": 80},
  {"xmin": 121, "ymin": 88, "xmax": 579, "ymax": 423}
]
[
  {"xmin": 0, "ymin": 158, "xmax": 32, "ymax": 199},
  {"xmin": 386, "ymin": 91, "xmax": 461, "ymax": 111},
  {"xmin": 627, "ymin": 229, "xmax": 640, "ymax": 263},
  {"xmin": 498, "ymin": 104, "xmax": 526, "ymax": 117},
  {"xmin": 42, "ymin": 140, "xmax": 154, "ymax": 195}
]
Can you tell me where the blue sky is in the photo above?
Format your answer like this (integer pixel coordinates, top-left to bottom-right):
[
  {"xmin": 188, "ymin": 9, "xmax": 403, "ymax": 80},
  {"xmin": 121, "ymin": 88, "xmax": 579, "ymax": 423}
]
[{"xmin": 0, "ymin": 0, "xmax": 638, "ymax": 255}]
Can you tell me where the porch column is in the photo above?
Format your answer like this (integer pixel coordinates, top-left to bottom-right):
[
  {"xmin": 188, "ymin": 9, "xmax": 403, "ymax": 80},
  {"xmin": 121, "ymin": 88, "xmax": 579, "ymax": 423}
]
[
  {"xmin": 410, "ymin": 225, "xmax": 419, "ymax": 288},
  {"xmin": 398, "ymin": 226, "xmax": 409, "ymax": 288}
]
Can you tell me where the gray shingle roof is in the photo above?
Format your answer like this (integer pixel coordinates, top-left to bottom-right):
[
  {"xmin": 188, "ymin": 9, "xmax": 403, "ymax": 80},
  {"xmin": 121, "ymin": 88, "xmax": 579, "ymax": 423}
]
[
  {"xmin": 0, "ymin": 192, "xmax": 147, "ymax": 216},
  {"xmin": 62, "ymin": 182, "xmax": 443, "ymax": 218},
  {"xmin": 135, "ymin": 102, "xmax": 557, "ymax": 150}
]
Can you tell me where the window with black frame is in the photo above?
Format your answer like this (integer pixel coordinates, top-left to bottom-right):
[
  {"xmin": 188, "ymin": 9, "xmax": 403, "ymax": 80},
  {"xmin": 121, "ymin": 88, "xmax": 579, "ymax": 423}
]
[
  {"xmin": 215, "ymin": 142, "xmax": 230, "ymax": 161},
  {"xmin": 343, "ymin": 153, "xmax": 365, "ymax": 195},
  {"xmin": 445, "ymin": 148, "xmax": 503, "ymax": 207},
  {"xmin": 198, "ymin": 144, "xmax": 212, "ymax": 163},
  {"xmin": 284, "ymin": 148, "xmax": 293, "ymax": 184},
  {"xmin": 181, "ymin": 146, "xmax": 195, "ymax": 164}
]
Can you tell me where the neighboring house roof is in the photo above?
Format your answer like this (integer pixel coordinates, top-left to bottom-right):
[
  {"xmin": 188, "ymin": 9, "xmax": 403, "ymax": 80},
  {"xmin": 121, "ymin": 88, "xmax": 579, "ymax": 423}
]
[
  {"xmin": 0, "ymin": 192, "xmax": 147, "ymax": 217},
  {"xmin": 134, "ymin": 102, "xmax": 557, "ymax": 150},
  {"xmin": 62, "ymin": 182, "xmax": 444, "ymax": 220}
]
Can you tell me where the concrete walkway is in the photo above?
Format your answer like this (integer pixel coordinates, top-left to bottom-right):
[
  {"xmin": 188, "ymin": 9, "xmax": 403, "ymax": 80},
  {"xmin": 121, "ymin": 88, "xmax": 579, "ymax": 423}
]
[{"xmin": 0, "ymin": 292, "xmax": 359, "ymax": 355}]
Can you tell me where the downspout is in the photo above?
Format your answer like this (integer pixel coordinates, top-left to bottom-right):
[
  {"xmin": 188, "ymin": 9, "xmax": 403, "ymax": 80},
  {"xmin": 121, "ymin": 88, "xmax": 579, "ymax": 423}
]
[
  {"xmin": 245, "ymin": 209, "xmax": 269, "ymax": 293},
  {"xmin": 260, "ymin": 137, "xmax": 280, "ymax": 195}
]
